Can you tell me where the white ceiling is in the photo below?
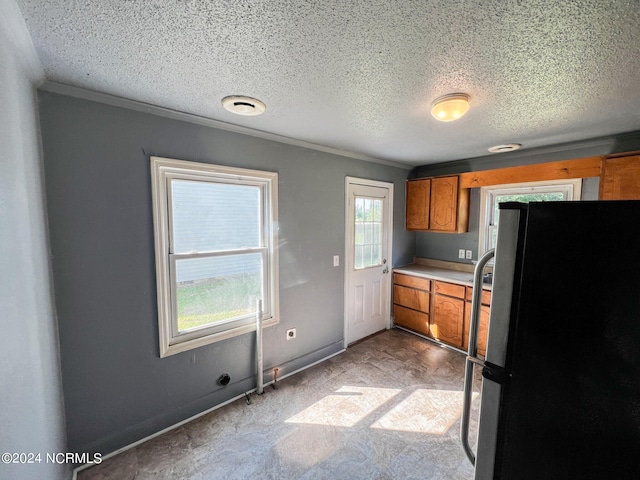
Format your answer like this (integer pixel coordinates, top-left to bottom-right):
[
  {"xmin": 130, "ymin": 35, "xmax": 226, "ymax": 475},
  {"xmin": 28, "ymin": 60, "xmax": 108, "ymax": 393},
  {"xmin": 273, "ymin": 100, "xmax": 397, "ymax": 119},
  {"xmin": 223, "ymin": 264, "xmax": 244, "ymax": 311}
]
[{"xmin": 15, "ymin": 0, "xmax": 640, "ymax": 166}]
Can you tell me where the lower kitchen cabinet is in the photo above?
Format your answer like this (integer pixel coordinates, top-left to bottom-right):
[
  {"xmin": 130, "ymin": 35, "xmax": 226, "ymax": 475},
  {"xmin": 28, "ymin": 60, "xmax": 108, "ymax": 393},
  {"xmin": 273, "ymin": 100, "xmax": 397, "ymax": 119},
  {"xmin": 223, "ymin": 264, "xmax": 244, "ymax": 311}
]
[
  {"xmin": 393, "ymin": 272, "xmax": 491, "ymax": 352},
  {"xmin": 432, "ymin": 287, "xmax": 465, "ymax": 349},
  {"xmin": 464, "ymin": 302, "xmax": 490, "ymax": 357},
  {"xmin": 393, "ymin": 305, "xmax": 429, "ymax": 336},
  {"xmin": 392, "ymin": 273, "xmax": 430, "ymax": 336}
]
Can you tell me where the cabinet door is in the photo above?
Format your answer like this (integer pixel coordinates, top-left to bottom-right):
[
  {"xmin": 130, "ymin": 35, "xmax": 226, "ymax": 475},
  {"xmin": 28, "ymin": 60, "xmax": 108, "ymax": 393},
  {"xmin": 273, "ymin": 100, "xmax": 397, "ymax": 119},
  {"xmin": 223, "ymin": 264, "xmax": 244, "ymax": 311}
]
[
  {"xmin": 432, "ymin": 293, "xmax": 465, "ymax": 348},
  {"xmin": 429, "ymin": 176, "xmax": 459, "ymax": 232},
  {"xmin": 394, "ymin": 305, "xmax": 429, "ymax": 336},
  {"xmin": 406, "ymin": 179, "xmax": 430, "ymax": 230},
  {"xmin": 600, "ymin": 156, "xmax": 640, "ymax": 200},
  {"xmin": 464, "ymin": 302, "xmax": 490, "ymax": 357}
]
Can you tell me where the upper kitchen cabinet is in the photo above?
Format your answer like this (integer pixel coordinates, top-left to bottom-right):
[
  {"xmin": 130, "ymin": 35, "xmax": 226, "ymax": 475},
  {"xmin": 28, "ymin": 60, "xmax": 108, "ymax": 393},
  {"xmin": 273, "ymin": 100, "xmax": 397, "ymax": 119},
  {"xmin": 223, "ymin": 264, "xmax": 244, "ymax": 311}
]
[
  {"xmin": 406, "ymin": 176, "xmax": 469, "ymax": 233},
  {"xmin": 600, "ymin": 155, "xmax": 640, "ymax": 200},
  {"xmin": 406, "ymin": 178, "xmax": 431, "ymax": 230},
  {"xmin": 430, "ymin": 176, "xmax": 460, "ymax": 232}
]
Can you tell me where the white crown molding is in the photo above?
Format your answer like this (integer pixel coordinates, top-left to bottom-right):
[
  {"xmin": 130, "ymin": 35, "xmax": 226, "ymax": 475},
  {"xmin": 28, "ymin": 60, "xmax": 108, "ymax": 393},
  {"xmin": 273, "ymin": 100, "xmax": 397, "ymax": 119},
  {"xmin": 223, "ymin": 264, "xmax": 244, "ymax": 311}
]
[
  {"xmin": 0, "ymin": 0, "xmax": 44, "ymax": 83},
  {"xmin": 39, "ymin": 81, "xmax": 412, "ymax": 170},
  {"xmin": 414, "ymin": 133, "xmax": 634, "ymax": 176}
]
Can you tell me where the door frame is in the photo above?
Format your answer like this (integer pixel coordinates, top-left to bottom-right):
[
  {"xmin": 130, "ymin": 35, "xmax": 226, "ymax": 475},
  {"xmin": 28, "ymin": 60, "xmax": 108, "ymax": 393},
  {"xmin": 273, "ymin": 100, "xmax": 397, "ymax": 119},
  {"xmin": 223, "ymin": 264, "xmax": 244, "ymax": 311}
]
[{"xmin": 344, "ymin": 176, "xmax": 394, "ymax": 346}]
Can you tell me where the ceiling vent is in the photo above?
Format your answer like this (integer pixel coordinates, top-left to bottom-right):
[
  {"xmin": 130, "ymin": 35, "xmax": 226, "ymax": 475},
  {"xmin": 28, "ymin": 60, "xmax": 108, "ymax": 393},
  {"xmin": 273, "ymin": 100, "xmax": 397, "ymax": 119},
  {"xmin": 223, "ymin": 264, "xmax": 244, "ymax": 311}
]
[
  {"xmin": 221, "ymin": 96, "xmax": 266, "ymax": 116},
  {"xmin": 488, "ymin": 143, "xmax": 521, "ymax": 153}
]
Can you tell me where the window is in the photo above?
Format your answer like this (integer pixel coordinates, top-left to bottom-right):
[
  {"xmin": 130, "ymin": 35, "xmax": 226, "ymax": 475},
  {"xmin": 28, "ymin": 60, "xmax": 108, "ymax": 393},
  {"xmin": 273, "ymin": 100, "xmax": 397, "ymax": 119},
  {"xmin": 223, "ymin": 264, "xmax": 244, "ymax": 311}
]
[
  {"xmin": 151, "ymin": 156, "xmax": 278, "ymax": 357},
  {"xmin": 479, "ymin": 180, "xmax": 582, "ymax": 255},
  {"xmin": 354, "ymin": 196, "xmax": 383, "ymax": 269}
]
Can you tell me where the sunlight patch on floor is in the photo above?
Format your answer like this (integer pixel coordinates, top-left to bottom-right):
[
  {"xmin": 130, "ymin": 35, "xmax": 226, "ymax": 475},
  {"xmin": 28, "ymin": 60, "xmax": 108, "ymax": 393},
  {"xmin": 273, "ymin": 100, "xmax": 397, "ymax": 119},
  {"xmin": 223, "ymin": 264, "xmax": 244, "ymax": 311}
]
[
  {"xmin": 284, "ymin": 385, "xmax": 477, "ymax": 434},
  {"xmin": 371, "ymin": 389, "xmax": 479, "ymax": 434},
  {"xmin": 285, "ymin": 386, "xmax": 401, "ymax": 427}
]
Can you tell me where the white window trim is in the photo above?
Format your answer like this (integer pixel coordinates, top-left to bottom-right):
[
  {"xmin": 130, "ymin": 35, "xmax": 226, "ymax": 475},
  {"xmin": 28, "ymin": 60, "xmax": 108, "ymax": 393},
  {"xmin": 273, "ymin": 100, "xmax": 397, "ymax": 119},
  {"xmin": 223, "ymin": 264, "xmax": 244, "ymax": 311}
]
[
  {"xmin": 150, "ymin": 156, "xmax": 279, "ymax": 357},
  {"xmin": 478, "ymin": 179, "xmax": 582, "ymax": 255}
]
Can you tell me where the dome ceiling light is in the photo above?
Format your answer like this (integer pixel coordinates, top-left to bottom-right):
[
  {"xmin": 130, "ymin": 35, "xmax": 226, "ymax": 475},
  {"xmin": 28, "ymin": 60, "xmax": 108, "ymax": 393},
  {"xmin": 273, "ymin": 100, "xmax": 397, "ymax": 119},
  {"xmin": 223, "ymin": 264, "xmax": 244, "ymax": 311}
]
[
  {"xmin": 221, "ymin": 95, "xmax": 266, "ymax": 116},
  {"xmin": 488, "ymin": 143, "xmax": 522, "ymax": 153},
  {"xmin": 430, "ymin": 93, "xmax": 470, "ymax": 122}
]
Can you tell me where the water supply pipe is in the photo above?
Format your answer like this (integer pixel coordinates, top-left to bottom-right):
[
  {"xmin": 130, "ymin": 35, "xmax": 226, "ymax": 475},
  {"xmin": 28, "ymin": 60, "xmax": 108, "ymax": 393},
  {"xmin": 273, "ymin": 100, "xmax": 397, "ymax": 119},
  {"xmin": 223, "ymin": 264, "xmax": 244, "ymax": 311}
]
[{"xmin": 255, "ymin": 299, "xmax": 264, "ymax": 395}]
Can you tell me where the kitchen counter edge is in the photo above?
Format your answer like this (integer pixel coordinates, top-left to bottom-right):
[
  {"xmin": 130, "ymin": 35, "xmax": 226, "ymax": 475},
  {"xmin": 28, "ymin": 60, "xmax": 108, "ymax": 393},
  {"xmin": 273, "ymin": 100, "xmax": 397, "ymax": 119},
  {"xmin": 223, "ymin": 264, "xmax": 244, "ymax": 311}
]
[{"xmin": 392, "ymin": 264, "xmax": 492, "ymax": 290}]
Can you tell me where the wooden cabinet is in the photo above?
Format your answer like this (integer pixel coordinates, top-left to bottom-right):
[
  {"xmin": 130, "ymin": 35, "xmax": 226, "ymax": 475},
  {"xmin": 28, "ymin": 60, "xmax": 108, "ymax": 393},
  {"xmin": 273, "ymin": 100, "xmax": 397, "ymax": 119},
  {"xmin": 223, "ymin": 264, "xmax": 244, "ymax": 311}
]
[
  {"xmin": 394, "ymin": 285, "xmax": 430, "ymax": 312},
  {"xmin": 393, "ymin": 274, "xmax": 430, "ymax": 336},
  {"xmin": 393, "ymin": 305, "xmax": 429, "ymax": 336},
  {"xmin": 405, "ymin": 176, "xmax": 469, "ymax": 233},
  {"xmin": 464, "ymin": 287, "xmax": 491, "ymax": 357},
  {"xmin": 429, "ymin": 176, "xmax": 459, "ymax": 231},
  {"xmin": 393, "ymin": 272, "xmax": 491, "ymax": 353},
  {"xmin": 600, "ymin": 155, "xmax": 640, "ymax": 200},
  {"xmin": 406, "ymin": 179, "xmax": 430, "ymax": 230},
  {"xmin": 431, "ymin": 281, "xmax": 465, "ymax": 348}
]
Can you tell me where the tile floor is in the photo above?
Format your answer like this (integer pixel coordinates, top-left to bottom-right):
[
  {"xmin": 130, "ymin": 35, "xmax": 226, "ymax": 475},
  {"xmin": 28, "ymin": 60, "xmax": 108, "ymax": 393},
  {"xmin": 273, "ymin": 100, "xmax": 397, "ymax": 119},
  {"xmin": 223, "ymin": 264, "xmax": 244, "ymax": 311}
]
[{"xmin": 78, "ymin": 328, "xmax": 482, "ymax": 480}]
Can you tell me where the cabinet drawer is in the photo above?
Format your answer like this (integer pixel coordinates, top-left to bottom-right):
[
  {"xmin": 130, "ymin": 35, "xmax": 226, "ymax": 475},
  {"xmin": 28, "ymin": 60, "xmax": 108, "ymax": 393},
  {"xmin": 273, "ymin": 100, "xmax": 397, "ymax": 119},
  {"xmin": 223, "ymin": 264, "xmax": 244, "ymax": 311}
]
[
  {"xmin": 393, "ymin": 285, "xmax": 430, "ymax": 312},
  {"xmin": 434, "ymin": 281, "xmax": 465, "ymax": 299},
  {"xmin": 394, "ymin": 273, "xmax": 430, "ymax": 291},
  {"xmin": 394, "ymin": 305, "xmax": 429, "ymax": 336},
  {"xmin": 465, "ymin": 287, "xmax": 492, "ymax": 305}
]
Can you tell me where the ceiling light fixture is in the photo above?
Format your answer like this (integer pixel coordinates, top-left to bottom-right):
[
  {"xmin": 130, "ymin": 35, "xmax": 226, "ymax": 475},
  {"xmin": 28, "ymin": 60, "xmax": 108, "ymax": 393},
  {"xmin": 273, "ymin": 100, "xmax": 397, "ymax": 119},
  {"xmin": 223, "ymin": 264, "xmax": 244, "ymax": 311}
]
[
  {"xmin": 221, "ymin": 95, "xmax": 266, "ymax": 116},
  {"xmin": 430, "ymin": 93, "xmax": 470, "ymax": 122},
  {"xmin": 488, "ymin": 143, "xmax": 522, "ymax": 153}
]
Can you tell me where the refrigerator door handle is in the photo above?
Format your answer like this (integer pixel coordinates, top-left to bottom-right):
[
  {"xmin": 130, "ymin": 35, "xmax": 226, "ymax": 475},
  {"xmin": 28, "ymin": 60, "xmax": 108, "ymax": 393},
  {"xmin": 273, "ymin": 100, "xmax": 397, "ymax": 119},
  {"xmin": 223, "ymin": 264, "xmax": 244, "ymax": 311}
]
[{"xmin": 461, "ymin": 248, "xmax": 495, "ymax": 466}]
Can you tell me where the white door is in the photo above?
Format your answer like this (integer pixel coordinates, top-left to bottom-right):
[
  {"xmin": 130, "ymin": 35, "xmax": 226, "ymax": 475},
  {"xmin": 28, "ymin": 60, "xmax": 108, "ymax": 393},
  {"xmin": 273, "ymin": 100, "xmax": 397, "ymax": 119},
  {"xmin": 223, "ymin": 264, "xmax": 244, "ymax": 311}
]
[{"xmin": 345, "ymin": 178, "xmax": 393, "ymax": 345}]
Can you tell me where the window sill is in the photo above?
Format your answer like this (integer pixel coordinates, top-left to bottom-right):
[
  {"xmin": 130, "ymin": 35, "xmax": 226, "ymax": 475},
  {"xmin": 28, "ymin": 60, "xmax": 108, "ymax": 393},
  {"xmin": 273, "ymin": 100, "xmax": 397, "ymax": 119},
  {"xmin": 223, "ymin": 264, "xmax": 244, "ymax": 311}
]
[{"xmin": 160, "ymin": 317, "xmax": 278, "ymax": 357}]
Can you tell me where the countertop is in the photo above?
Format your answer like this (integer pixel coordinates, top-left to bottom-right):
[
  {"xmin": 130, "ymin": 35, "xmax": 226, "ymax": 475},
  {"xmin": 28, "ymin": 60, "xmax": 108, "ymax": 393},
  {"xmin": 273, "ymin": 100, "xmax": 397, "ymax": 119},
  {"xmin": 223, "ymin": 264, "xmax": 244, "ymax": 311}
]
[{"xmin": 393, "ymin": 263, "xmax": 492, "ymax": 290}]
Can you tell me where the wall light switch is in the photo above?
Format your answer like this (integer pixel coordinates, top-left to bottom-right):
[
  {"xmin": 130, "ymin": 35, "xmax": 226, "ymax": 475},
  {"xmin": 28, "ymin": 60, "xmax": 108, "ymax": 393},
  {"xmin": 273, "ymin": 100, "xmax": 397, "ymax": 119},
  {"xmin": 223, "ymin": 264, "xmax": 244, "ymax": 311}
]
[
  {"xmin": 333, "ymin": 255, "xmax": 340, "ymax": 266},
  {"xmin": 465, "ymin": 250, "xmax": 473, "ymax": 260},
  {"xmin": 458, "ymin": 249, "xmax": 465, "ymax": 259}
]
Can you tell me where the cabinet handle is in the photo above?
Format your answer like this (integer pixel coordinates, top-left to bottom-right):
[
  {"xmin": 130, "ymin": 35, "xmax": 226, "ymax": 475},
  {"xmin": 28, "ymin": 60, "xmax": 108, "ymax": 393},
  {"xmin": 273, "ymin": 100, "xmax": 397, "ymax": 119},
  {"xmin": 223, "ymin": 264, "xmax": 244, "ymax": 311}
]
[{"xmin": 461, "ymin": 248, "xmax": 495, "ymax": 466}]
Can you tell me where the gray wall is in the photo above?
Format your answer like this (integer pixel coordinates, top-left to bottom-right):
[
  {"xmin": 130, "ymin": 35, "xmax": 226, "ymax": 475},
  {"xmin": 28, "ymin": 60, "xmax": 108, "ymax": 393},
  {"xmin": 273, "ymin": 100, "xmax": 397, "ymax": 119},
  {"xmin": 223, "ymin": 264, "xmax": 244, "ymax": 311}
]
[
  {"xmin": 38, "ymin": 91, "xmax": 414, "ymax": 454},
  {"xmin": 0, "ymin": 3, "xmax": 68, "ymax": 479},
  {"xmin": 412, "ymin": 134, "xmax": 640, "ymax": 263}
]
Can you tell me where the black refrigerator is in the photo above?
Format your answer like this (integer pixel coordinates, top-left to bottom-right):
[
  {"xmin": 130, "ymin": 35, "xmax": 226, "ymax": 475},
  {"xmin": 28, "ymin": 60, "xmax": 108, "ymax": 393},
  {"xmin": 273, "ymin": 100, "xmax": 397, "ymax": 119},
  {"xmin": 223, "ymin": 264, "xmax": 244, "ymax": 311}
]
[{"xmin": 461, "ymin": 201, "xmax": 640, "ymax": 479}]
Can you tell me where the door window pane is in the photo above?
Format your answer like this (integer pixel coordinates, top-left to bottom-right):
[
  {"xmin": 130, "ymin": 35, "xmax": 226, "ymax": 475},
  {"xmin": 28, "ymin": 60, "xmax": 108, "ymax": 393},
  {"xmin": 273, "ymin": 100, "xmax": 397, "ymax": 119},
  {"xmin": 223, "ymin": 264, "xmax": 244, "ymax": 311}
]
[{"xmin": 354, "ymin": 196, "xmax": 383, "ymax": 269}]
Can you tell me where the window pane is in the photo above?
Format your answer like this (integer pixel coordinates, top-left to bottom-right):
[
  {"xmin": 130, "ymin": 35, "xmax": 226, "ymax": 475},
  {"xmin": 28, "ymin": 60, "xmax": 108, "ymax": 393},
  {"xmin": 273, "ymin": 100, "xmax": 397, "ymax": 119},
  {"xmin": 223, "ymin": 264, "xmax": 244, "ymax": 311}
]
[
  {"xmin": 171, "ymin": 179, "xmax": 261, "ymax": 253},
  {"xmin": 175, "ymin": 253, "xmax": 262, "ymax": 332},
  {"xmin": 354, "ymin": 196, "xmax": 383, "ymax": 269},
  {"xmin": 489, "ymin": 225, "xmax": 498, "ymax": 250},
  {"xmin": 493, "ymin": 192, "xmax": 565, "ymax": 227}
]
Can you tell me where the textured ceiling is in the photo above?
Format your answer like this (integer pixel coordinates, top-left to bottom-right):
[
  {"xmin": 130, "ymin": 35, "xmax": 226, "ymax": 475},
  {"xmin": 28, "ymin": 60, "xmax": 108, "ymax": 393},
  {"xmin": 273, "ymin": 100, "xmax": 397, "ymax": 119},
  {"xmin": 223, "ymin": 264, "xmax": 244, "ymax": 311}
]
[{"xmin": 15, "ymin": 0, "xmax": 640, "ymax": 166}]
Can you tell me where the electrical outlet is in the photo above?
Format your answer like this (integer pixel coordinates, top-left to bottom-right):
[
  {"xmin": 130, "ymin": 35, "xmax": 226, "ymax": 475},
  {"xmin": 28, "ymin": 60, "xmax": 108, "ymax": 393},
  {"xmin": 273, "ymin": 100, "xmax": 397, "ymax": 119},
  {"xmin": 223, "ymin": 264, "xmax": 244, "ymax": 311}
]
[
  {"xmin": 458, "ymin": 249, "xmax": 465, "ymax": 259},
  {"xmin": 465, "ymin": 250, "xmax": 473, "ymax": 260},
  {"xmin": 333, "ymin": 255, "xmax": 340, "ymax": 267},
  {"xmin": 286, "ymin": 328, "xmax": 296, "ymax": 340}
]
